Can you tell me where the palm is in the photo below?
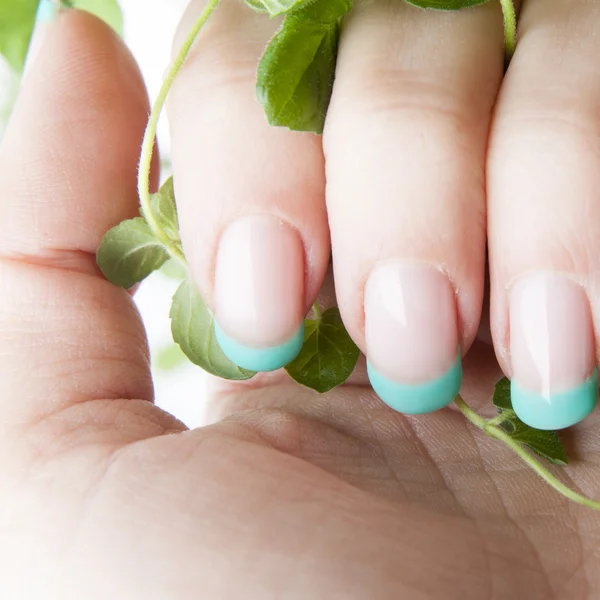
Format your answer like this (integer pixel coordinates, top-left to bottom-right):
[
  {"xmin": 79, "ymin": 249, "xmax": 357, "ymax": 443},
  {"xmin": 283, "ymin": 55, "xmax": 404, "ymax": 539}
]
[{"xmin": 5, "ymin": 339, "xmax": 599, "ymax": 599}]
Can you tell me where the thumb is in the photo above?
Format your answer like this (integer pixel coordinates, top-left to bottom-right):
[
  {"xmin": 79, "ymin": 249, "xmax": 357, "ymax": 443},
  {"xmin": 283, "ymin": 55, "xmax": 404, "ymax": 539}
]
[{"xmin": 0, "ymin": 8, "xmax": 181, "ymax": 460}]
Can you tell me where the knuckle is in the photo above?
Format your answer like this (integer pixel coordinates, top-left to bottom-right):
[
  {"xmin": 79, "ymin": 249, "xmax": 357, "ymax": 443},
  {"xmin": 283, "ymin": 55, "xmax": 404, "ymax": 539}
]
[
  {"xmin": 490, "ymin": 104, "xmax": 600, "ymax": 188},
  {"xmin": 327, "ymin": 65, "xmax": 489, "ymax": 139},
  {"xmin": 172, "ymin": 0, "xmax": 275, "ymax": 98}
]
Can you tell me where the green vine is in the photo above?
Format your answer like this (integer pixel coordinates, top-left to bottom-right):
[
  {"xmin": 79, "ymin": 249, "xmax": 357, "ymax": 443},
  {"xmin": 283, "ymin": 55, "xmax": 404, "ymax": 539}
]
[
  {"xmin": 499, "ymin": 0, "xmax": 517, "ymax": 59},
  {"xmin": 455, "ymin": 396, "xmax": 600, "ymax": 511},
  {"xmin": 137, "ymin": 0, "xmax": 220, "ymax": 266}
]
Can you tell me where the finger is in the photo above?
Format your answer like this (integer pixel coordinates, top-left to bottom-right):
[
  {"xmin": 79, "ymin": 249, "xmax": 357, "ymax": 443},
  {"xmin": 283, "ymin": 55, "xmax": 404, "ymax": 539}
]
[
  {"xmin": 488, "ymin": 0, "xmax": 600, "ymax": 430},
  {"xmin": 323, "ymin": 1, "xmax": 504, "ymax": 414},
  {"xmin": 168, "ymin": 0, "xmax": 330, "ymax": 372},
  {"xmin": 0, "ymin": 9, "xmax": 169, "ymax": 445}
]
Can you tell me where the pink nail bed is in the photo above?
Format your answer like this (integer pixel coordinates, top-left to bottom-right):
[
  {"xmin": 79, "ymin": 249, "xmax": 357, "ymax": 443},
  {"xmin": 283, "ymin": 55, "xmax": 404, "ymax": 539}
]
[
  {"xmin": 365, "ymin": 263, "xmax": 459, "ymax": 383},
  {"xmin": 214, "ymin": 214, "xmax": 305, "ymax": 349}
]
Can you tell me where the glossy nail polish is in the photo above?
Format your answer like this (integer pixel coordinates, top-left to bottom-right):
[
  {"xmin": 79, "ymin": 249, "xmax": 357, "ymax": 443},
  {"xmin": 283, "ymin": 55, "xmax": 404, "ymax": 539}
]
[
  {"xmin": 365, "ymin": 263, "xmax": 462, "ymax": 414},
  {"xmin": 214, "ymin": 215, "xmax": 305, "ymax": 372},
  {"xmin": 36, "ymin": 0, "xmax": 60, "ymax": 23},
  {"xmin": 23, "ymin": 0, "xmax": 60, "ymax": 75},
  {"xmin": 510, "ymin": 273, "xmax": 598, "ymax": 430}
]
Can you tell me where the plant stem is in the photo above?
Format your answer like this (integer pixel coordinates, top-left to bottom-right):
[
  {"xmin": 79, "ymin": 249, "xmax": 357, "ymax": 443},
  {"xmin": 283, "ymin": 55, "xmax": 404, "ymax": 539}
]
[
  {"xmin": 499, "ymin": 0, "xmax": 517, "ymax": 60},
  {"xmin": 454, "ymin": 395, "xmax": 486, "ymax": 429},
  {"xmin": 137, "ymin": 0, "xmax": 221, "ymax": 265},
  {"xmin": 312, "ymin": 302, "xmax": 323, "ymax": 320},
  {"xmin": 454, "ymin": 395, "xmax": 600, "ymax": 512}
]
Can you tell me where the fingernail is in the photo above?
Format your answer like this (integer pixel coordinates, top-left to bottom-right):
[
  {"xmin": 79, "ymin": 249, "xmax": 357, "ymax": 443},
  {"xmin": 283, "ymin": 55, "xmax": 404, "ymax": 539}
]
[
  {"xmin": 510, "ymin": 273, "xmax": 598, "ymax": 430},
  {"xmin": 214, "ymin": 215, "xmax": 305, "ymax": 372},
  {"xmin": 36, "ymin": 0, "xmax": 61, "ymax": 23},
  {"xmin": 23, "ymin": 0, "xmax": 61, "ymax": 75},
  {"xmin": 365, "ymin": 263, "xmax": 462, "ymax": 414}
]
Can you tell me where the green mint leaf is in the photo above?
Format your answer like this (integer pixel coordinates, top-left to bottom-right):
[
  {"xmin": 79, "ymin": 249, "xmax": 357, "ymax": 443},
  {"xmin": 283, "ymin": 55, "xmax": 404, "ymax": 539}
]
[
  {"xmin": 148, "ymin": 176, "xmax": 180, "ymax": 245},
  {"xmin": 245, "ymin": 0, "xmax": 310, "ymax": 17},
  {"xmin": 170, "ymin": 279, "xmax": 256, "ymax": 381},
  {"xmin": 97, "ymin": 217, "xmax": 169, "ymax": 289},
  {"xmin": 285, "ymin": 307, "xmax": 359, "ymax": 393},
  {"xmin": 256, "ymin": 0, "xmax": 352, "ymax": 134},
  {"xmin": 404, "ymin": 0, "xmax": 489, "ymax": 10},
  {"xmin": 492, "ymin": 377, "xmax": 568, "ymax": 465},
  {"xmin": 492, "ymin": 377, "xmax": 512, "ymax": 411},
  {"xmin": 257, "ymin": 23, "xmax": 339, "ymax": 133},
  {"xmin": 0, "ymin": 0, "xmax": 38, "ymax": 72}
]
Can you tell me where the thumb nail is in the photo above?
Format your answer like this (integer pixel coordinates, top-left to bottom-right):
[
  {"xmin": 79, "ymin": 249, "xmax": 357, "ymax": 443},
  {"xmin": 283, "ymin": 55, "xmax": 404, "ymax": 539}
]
[{"xmin": 23, "ymin": 0, "xmax": 62, "ymax": 77}]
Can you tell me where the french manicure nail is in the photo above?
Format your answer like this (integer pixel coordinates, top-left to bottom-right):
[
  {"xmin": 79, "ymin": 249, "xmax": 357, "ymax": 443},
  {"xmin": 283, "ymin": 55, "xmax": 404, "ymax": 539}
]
[
  {"xmin": 36, "ymin": 0, "xmax": 61, "ymax": 23},
  {"xmin": 365, "ymin": 263, "xmax": 462, "ymax": 414},
  {"xmin": 510, "ymin": 273, "xmax": 598, "ymax": 430},
  {"xmin": 214, "ymin": 215, "xmax": 305, "ymax": 372},
  {"xmin": 23, "ymin": 0, "xmax": 61, "ymax": 76}
]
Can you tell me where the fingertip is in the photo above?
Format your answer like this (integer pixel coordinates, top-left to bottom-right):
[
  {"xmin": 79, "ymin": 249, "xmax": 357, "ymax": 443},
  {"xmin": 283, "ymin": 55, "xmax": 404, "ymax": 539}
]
[
  {"xmin": 363, "ymin": 263, "xmax": 464, "ymax": 414},
  {"xmin": 505, "ymin": 274, "xmax": 598, "ymax": 430},
  {"xmin": 0, "ymin": 7, "xmax": 152, "ymax": 259},
  {"xmin": 168, "ymin": 0, "xmax": 330, "ymax": 362}
]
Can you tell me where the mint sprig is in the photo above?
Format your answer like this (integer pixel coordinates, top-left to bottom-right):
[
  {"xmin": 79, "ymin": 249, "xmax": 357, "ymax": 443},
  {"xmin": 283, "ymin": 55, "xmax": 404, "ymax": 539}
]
[
  {"xmin": 456, "ymin": 395, "xmax": 600, "ymax": 512},
  {"xmin": 97, "ymin": 176, "xmax": 182, "ymax": 289}
]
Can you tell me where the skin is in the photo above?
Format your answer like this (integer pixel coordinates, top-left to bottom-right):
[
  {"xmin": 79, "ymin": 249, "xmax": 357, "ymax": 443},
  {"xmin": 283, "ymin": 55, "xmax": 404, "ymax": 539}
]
[{"xmin": 3, "ymin": 3, "xmax": 600, "ymax": 598}]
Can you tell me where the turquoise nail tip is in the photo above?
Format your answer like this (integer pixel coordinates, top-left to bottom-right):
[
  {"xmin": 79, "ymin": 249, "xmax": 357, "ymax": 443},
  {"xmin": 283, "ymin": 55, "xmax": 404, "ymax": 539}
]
[
  {"xmin": 36, "ymin": 0, "xmax": 58, "ymax": 23},
  {"xmin": 367, "ymin": 354, "xmax": 463, "ymax": 415},
  {"xmin": 511, "ymin": 368, "xmax": 599, "ymax": 431},
  {"xmin": 214, "ymin": 322, "xmax": 304, "ymax": 373}
]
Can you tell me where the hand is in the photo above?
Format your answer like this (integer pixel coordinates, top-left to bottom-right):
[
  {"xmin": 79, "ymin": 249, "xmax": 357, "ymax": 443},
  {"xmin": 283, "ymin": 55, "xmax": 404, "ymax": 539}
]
[{"xmin": 2, "ymin": 4, "xmax": 600, "ymax": 599}]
